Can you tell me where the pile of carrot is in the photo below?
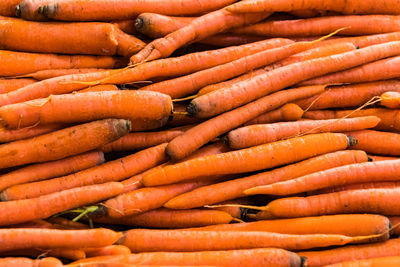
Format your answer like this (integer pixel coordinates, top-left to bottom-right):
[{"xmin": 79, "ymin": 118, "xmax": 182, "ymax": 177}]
[{"xmin": 2, "ymin": 0, "xmax": 400, "ymax": 266}]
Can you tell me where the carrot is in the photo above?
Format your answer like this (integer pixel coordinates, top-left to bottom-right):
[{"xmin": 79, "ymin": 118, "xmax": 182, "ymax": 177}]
[
  {"xmin": 347, "ymin": 130, "xmax": 400, "ymax": 156},
  {"xmin": 166, "ymin": 103, "xmax": 204, "ymax": 127},
  {"xmin": 0, "ymin": 151, "xmax": 104, "ymax": 192},
  {"xmin": 46, "ymin": 217, "xmax": 89, "ymax": 230},
  {"xmin": 113, "ymin": 20, "xmax": 137, "ymax": 35},
  {"xmin": 226, "ymin": 0, "xmax": 400, "ymax": 14},
  {"xmin": 227, "ymin": 116, "xmax": 380, "ymax": 150},
  {"xmin": 85, "ymin": 246, "xmax": 131, "ymax": 258},
  {"xmin": 18, "ymin": 0, "xmax": 238, "ymax": 21},
  {"xmin": 188, "ymin": 41, "xmax": 400, "ymax": 119},
  {"xmin": 320, "ymin": 32, "xmax": 400, "ymax": 48},
  {"xmin": 119, "ymin": 229, "xmax": 376, "ymax": 252},
  {"xmin": 325, "ymin": 256, "xmax": 400, "ymax": 267},
  {"xmin": 77, "ymin": 84, "xmax": 119, "ymax": 93},
  {"xmin": 11, "ymin": 219, "xmax": 54, "ymax": 229},
  {"xmin": 165, "ymin": 150, "xmax": 368, "ymax": 209},
  {"xmin": 146, "ymin": 133, "xmax": 353, "ymax": 186},
  {"xmin": 0, "ymin": 50, "xmax": 122, "ymax": 77},
  {"xmin": 0, "ymin": 124, "xmax": 63, "ymax": 143},
  {"xmin": 68, "ymin": 248, "xmax": 302, "ymax": 267},
  {"xmin": 0, "ymin": 78, "xmax": 37, "ymax": 94},
  {"xmin": 19, "ymin": 68, "xmax": 112, "ymax": 81},
  {"xmin": 0, "ymin": 248, "xmax": 86, "ymax": 261},
  {"xmin": 1, "ymin": 143, "xmax": 167, "ymax": 200},
  {"xmin": 0, "ymin": 0, "xmax": 22, "ymax": 17},
  {"xmin": 389, "ymin": 216, "xmax": 400, "ymax": 235},
  {"xmin": 197, "ymin": 34, "xmax": 266, "ymax": 47},
  {"xmin": 93, "ymin": 208, "xmax": 233, "ymax": 229},
  {"xmin": 0, "ymin": 257, "xmax": 62, "ymax": 267},
  {"xmin": 244, "ymin": 103, "xmax": 304, "ymax": 125},
  {"xmin": 101, "ymin": 127, "xmax": 186, "ymax": 153},
  {"xmin": 129, "ymin": 9, "xmax": 269, "ymax": 63},
  {"xmin": 254, "ymin": 159, "xmax": 400, "ymax": 196},
  {"xmin": 0, "ymin": 119, "xmax": 129, "ymax": 170},
  {"xmin": 298, "ymin": 239, "xmax": 400, "ymax": 267},
  {"xmin": 380, "ymin": 91, "xmax": 400, "ymax": 109},
  {"xmin": 308, "ymin": 181, "xmax": 400, "ymax": 195},
  {"xmin": 210, "ymin": 198, "xmax": 249, "ymax": 219},
  {"xmin": 303, "ymin": 108, "xmax": 400, "ymax": 132},
  {"xmin": 0, "ymin": 182, "xmax": 123, "ymax": 226},
  {"xmin": 369, "ymin": 155, "xmax": 400, "ymax": 161},
  {"xmin": 302, "ymin": 55, "xmax": 400, "ymax": 85},
  {"xmin": 0, "ymin": 91, "xmax": 172, "ymax": 129},
  {"xmin": 166, "ymin": 85, "xmax": 326, "ymax": 160}
]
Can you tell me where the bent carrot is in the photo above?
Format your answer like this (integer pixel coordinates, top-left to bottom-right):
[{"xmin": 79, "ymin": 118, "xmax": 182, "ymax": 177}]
[
  {"xmin": 0, "ymin": 124, "xmax": 63, "ymax": 143},
  {"xmin": 380, "ymin": 91, "xmax": 400, "ymax": 108},
  {"xmin": 347, "ymin": 130, "xmax": 400, "ymax": 156},
  {"xmin": 244, "ymin": 103, "xmax": 304, "ymax": 125},
  {"xmin": 0, "ymin": 257, "xmax": 62, "ymax": 267},
  {"xmin": 1, "ymin": 143, "xmax": 167, "ymax": 200},
  {"xmin": 0, "ymin": 151, "xmax": 104, "ymax": 192},
  {"xmin": 165, "ymin": 150, "xmax": 368, "ymax": 209},
  {"xmin": 85, "ymin": 246, "xmax": 131, "ymax": 257},
  {"xmin": 0, "ymin": 119, "xmax": 130, "ymax": 169},
  {"xmin": 325, "ymin": 256, "xmax": 400, "ymax": 267},
  {"xmin": 0, "ymin": 78, "xmax": 37, "ymax": 94},
  {"xmin": 0, "ymin": 182, "xmax": 123, "ymax": 226}
]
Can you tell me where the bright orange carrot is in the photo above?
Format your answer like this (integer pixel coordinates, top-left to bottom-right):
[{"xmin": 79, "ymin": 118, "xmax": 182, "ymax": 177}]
[
  {"xmin": 166, "ymin": 103, "xmax": 204, "ymax": 127},
  {"xmin": 166, "ymin": 85, "xmax": 326, "ymax": 160},
  {"xmin": 19, "ymin": 68, "xmax": 111, "ymax": 80},
  {"xmin": 380, "ymin": 91, "xmax": 400, "ymax": 108},
  {"xmin": 389, "ymin": 216, "xmax": 400, "ymax": 235},
  {"xmin": 0, "ymin": 182, "xmax": 123, "ymax": 226},
  {"xmin": 307, "ymin": 181, "xmax": 400, "ymax": 195},
  {"xmin": 0, "ymin": 78, "xmax": 37, "ymax": 94},
  {"xmin": 0, "ymin": 248, "xmax": 86, "ymax": 261},
  {"xmin": 146, "ymin": 133, "xmax": 353, "ymax": 186},
  {"xmin": 227, "ymin": 116, "xmax": 380, "ymax": 149},
  {"xmin": 347, "ymin": 130, "xmax": 400, "ymax": 156},
  {"xmin": 165, "ymin": 150, "xmax": 368, "ymax": 209},
  {"xmin": 319, "ymin": 32, "xmax": 400, "ymax": 48},
  {"xmin": 1, "ymin": 143, "xmax": 167, "ymax": 200},
  {"xmin": 0, "ymin": 151, "xmax": 104, "ymax": 192},
  {"xmin": 77, "ymin": 84, "xmax": 119, "ymax": 93},
  {"xmin": 244, "ymin": 103, "xmax": 304, "ymax": 125},
  {"xmin": 46, "ymin": 217, "xmax": 89, "ymax": 230},
  {"xmin": 369, "ymin": 155, "xmax": 400, "ymax": 161},
  {"xmin": 325, "ymin": 256, "xmax": 400, "ymax": 267},
  {"xmin": 0, "ymin": 119, "xmax": 130, "ymax": 169},
  {"xmin": 85, "ymin": 246, "xmax": 131, "ymax": 258},
  {"xmin": 0, "ymin": 124, "xmax": 63, "ymax": 143},
  {"xmin": 0, "ymin": 257, "xmax": 62, "ymax": 267}
]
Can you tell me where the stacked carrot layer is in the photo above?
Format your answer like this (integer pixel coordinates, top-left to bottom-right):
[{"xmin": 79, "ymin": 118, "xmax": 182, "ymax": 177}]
[{"xmin": 1, "ymin": 0, "xmax": 400, "ymax": 266}]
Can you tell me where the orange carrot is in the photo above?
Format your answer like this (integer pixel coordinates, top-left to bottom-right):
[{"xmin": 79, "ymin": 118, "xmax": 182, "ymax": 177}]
[
  {"xmin": 198, "ymin": 34, "xmax": 266, "ymax": 47},
  {"xmin": 19, "ymin": 68, "xmax": 111, "ymax": 81},
  {"xmin": 1, "ymin": 0, "xmax": 23, "ymax": 17},
  {"xmin": 325, "ymin": 256, "xmax": 400, "ymax": 267},
  {"xmin": 389, "ymin": 216, "xmax": 400, "ymax": 235},
  {"xmin": 0, "ymin": 182, "xmax": 123, "ymax": 226},
  {"xmin": 145, "ymin": 133, "xmax": 353, "ymax": 186},
  {"xmin": 77, "ymin": 84, "xmax": 119, "ymax": 93},
  {"xmin": 227, "ymin": 116, "xmax": 380, "ymax": 149},
  {"xmin": 113, "ymin": 20, "xmax": 137, "ymax": 35},
  {"xmin": 0, "ymin": 91, "xmax": 172, "ymax": 129},
  {"xmin": 0, "ymin": 78, "xmax": 37, "ymax": 94},
  {"xmin": 0, "ymin": 124, "xmax": 63, "ymax": 143},
  {"xmin": 380, "ymin": 91, "xmax": 400, "ymax": 108},
  {"xmin": 166, "ymin": 85, "xmax": 326, "ymax": 160},
  {"xmin": 165, "ymin": 150, "xmax": 368, "ymax": 209},
  {"xmin": 0, "ymin": 151, "xmax": 104, "ymax": 192},
  {"xmin": 166, "ymin": 103, "xmax": 204, "ymax": 127},
  {"xmin": 0, "ymin": 119, "xmax": 130, "ymax": 169},
  {"xmin": 0, "ymin": 248, "xmax": 86, "ymax": 261},
  {"xmin": 46, "ymin": 217, "xmax": 89, "ymax": 230},
  {"xmin": 0, "ymin": 257, "xmax": 62, "ymax": 267},
  {"xmin": 369, "ymin": 155, "xmax": 400, "ymax": 161},
  {"xmin": 1, "ymin": 143, "xmax": 167, "ymax": 200},
  {"xmin": 85, "ymin": 246, "xmax": 131, "ymax": 258},
  {"xmin": 307, "ymin": 181, "xmax": 400, "ymax": 195},
  {"xmin": 347, "ymin": 130, "xmax": 400, "ymax": 156},
  {"xmin": 298, "ymin": 239, "xmax": 400, "ymax": 267},
  {"xmin": 93, "ymin": 208, "xmax": 233, "ymax": 228},
  {"xmin": 244, "ymin": 103, "xmax": 304, "ymax": 125}
]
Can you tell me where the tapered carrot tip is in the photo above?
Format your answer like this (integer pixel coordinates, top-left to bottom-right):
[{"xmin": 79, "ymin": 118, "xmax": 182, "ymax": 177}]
[
  {"xmin": 114, "ymin": 119, "xmax": 132, "ymax": 136},
  {"xmin": 186, "ymin": 102, "xmax": 198, "ymax": 116},
  {"xmin": 347, "ymin": 136, "xmax": 358, "ymax": 146}
]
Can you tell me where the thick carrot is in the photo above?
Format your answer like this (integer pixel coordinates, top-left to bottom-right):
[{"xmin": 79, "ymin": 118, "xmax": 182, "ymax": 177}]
[
  {"xmin": 380, "ymin": 91, "xmax": 400, "ymax": 108},
  {"xmin": 0, "ymin": 78, "xmax": 37, "ymax": 94},
  {"xmin": 259, "ymin": 188, "xmax": 400, "ymax": 218},
  {"xmin": 119, "ymin": 229, "xmax": 370, "ymax": 252},
  {"xmin": 302, "ymin": 55, "xmax": 400, "ymax": 85},
  {"xmin": 347, "ymin": 130, "xmax": 400, "ymax": 156},
  {"xmin": 0, "ymin": 17, "xmax": 145, "ymax": 56},
  {"xmin": 0, "ymin": 91, "xmax": 172, "ymax": 129},
  {"xmin": 18, "ymin": 0, "xmax": 238, "ymax": 21},
  {"xmin": 0, "ymin": 124, "xmax": 63, "ymax": 143},
  {"xmin": 0, "ymin": 151, "xmax": 104, "ymax": 192},
  {"xmin": 77, "ymin": 84, "xmax": 119, "ymax": 93},
  {"xmin": 68, "ymin": 248, "xmax": 302, "ymax": 267},
  {"xmin": 298, "ymin": 239, "xmax": 400, "ymax": 267},
  {"xmin": 1, "ymin": 143, "xmax": 167, "ymax": 200},
  {"xmin": 0, "ymin": 119, "xmax": 130, "ymax": 169},
  {"xmin": 93, "ymin": 208, "xmax": 233, "ymax": 228},
  {"xmin": 85, "ymin": 246, "xmax": 131, "ymax": 257},
  {"xmin": 166, "ymin": 85, "xmax": 326, "ymax": 160},
  {"xmin": 0, "ymin": 248, "xmax": 86, "ymax": 261},
  {"xmin": 307, "ymin": 181, "xmax": 400, "ymax": 195},
  {"xmin": 325, "ymin": 256, "xmax": 400, "ymax": 267},
  {"xmin": 244, "ymin": 103, "xmax": 304, "ymax": 125},
  {"xmin": 101, "ymin": 128, "xmax": 186, "ymax": 153},
  {"xmin": 188, "ymin": 41, "xmax": 400, "ymax": 119},
  {"xmin": 129, "ymin": 9, "xmax": 269, "ymax": 63},
  {"xmin": 19, "ymin": 68, "xmax": 111, "ymax": 80},
  {"xmin": 303, "ymin": 108, "xmax": 400, "ymax": 132},
  {"xmin": 146, "ymin": 133, "xmax": 353, "ymax": 186},
  {"xmin": 226, "ymin": 0, "xmax": 400, "ymax": 14},
  {"xmin": 227, "ymin": 116, "xmax": 380, "ymax": 149},
  {"xmin": 0, "ymin": 257, "xmax": 62, "ymax": 267},
  {"xmin": 0, "ymin": 50, "xmax": 121, "ymax": 77},
  {"xmin": 255, "ymin": 159, "xmax": 400, "ymax": 196},
  {"xmin": 0, "ymin": 182, "xmax": 123, "ymax": 226},
  {"xmin": 165, "ymin": 150, "xmax": 368, "ymax": 209},
  {"xmin": 296, "ymin": 80, "xmax": 400, "ymax": 110}
]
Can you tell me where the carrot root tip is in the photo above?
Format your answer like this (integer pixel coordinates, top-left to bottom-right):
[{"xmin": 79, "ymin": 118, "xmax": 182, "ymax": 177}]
[
  {"xmin": 14, "ymin": 5, "xmax": 21, "ymax": 17},
  {"xmin": 347, "ymin": 136, "xmax": 358, "ymax": 147},
  {"xmin": 135, "ymin": 18, "xmax": 144, "ymax": 30},
  {"xmin": 186, "ymin": 103, "xmax": 197, "ymax": 116}
]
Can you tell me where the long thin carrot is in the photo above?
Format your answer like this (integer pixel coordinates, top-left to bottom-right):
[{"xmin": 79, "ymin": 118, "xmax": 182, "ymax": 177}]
[
  {"xmin": 298, "ymin": 239, "xmax": 400, "ymax": 267},
  {"xmin": 0, "ymin": 151, "xmax": 104, "ymax": 192},
  {"xmin": 1, "ymin": 143, "xmax": 168, "ymax": 200},
  {"xmin": 319, "ymin": 31, "xmax": 400, "ymax": 48},
  {"xmin": 164, "ymin": 150, "xmax": 368, "ymax": 209},
  {"xmin": 0, "ymin": 119, "xmax": 130, "ymax": 169},
  {"xmin": 46, "ymin": 217, "xmax": 89, "ymax": 230},
  {"xmin": 325, "ymin": 256, "xmax": 400, "ymax": 267},
  {"xmin": 227, "ymin": 116, "xmax": 379, "ymax": 149},
  {"xmin": 347, "ymin": 130, "xmax": 400, "ymax": 156},
  {"xmin": 188, "ymin": 41, "xmax": 400, "ymax": 119},
  {"xmin": 77, "ymin": 84, "xmax": 119, "ymax": 93},
  {"xmin": 85, "ymin": 246, "xmax": 131, "ymax": 258},
  {"xmin": 307, "ymin": 181, "xmax": 400, "ymax": 195},
  {"xmin": 255, "ymin": 159, "xmax": 400, "ymax": 196},
  {"xmin": 380, "ymin": 91, "xmax": 400, "ymax": 108},
  {"xmin": 19, "ymin": 68, "xmax": 111, "ymax": 81},
  {"xmin": 0, "ymin": 78, "xmax": 37, "ymax": 94},
  {"xmin": 165, "ymin": 85, "xmax": 326, "ymax": 161},
  {"xmin": 197, "ymin": 34, "xmax": 266, "ymax": 47},
  {"xmin": 93, "ymin": 208, "xmax": 233, "ymax": 229},
  {"xmin": 68, "ymin": 248, "xmax": 303, "ymax": 267},
  {"xmin": 0, "ymin": 91, "xmax": 172, "ymax": 129},
  {"xmin": 0, "ymin": 257, "xmax": 63, "ymax": 267},
  {"xmin": 226, "ymin": 0, "xmax": 400, "ymax": 14},
  {"xmin": 0, "ymin": 124, "xmax": 63, "ymax": 143},
  {"xmin": 0, "ymin": 182, "xmax": 123, "ymax": 226},
  {"xmin": 244, "ymin": 103, "xmax": 304, "ymax": 125},
  {"xmin": 0, "ymin": 248, "xmax": 86, "ymax": 261}
]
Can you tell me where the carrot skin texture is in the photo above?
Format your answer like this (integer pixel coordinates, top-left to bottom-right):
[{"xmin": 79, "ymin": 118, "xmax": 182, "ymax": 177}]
[
  {"xmin": 0, "ymin": 119, "xmax": 130, "ymax": 169},
  {"xmin": 380, "ymin": 91, "xmax": 400, "ymax": 108},
  {"xmin": 244, "ymin": 103, "xmax": 304, "ymax": 125},
  {"xmin": 0, "ymin": 124, "xmax": 63, "ymax": 143},
  {"xmin": 347, "ymin": 130, "xmax": 400, "ymax": 156},
  {"xmin": 0, "ymin": 182, "xmax": 123, "ymax": 226},
  {"xmin": 389, "ymin": 216, "xmax": 400, "ymax": 235},
  {"xmin": 0, "ymin": 78, "xmax": 37, "ymax": 94},
  {"xmin": 0, "ymin": 257, "xmax": 63, "ymax": 267},
  {"xmin": 325, "ymin": 256, "xmax": 400, "ymax": 267}
]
